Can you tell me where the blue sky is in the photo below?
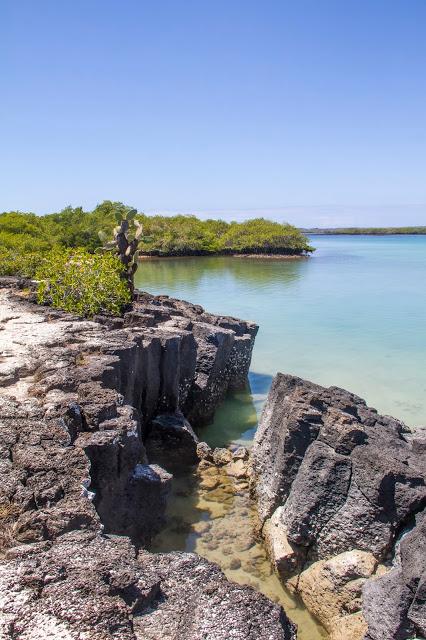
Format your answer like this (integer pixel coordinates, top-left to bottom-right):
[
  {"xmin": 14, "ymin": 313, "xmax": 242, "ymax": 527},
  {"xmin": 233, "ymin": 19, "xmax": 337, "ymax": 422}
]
[{"xmin": 1, "ymin": 0, "xmax": 425, "ymax": 226}]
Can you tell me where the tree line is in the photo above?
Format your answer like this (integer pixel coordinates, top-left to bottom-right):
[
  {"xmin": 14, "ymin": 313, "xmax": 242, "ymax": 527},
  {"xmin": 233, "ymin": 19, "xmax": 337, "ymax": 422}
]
[{"xmin": 0, "ymin": 201, "xmax": 313, "ymax": 257}]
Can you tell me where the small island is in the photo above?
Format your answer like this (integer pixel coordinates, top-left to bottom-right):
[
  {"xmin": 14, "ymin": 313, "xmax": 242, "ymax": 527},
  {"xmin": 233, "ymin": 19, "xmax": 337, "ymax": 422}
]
[{"xmin": 0, "ymin": 201, "xmax": 313, "ymax": 280}]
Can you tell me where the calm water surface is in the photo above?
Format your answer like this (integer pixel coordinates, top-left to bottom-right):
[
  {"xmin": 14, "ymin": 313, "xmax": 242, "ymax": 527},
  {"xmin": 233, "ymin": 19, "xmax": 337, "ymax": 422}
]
[
  {"xmin": 136, "ymin": 236, "xmax": 426, "ymax": 638},
  {"xmin": 136, "ymin": 235, "xmax": 426, "ymax": 427}
]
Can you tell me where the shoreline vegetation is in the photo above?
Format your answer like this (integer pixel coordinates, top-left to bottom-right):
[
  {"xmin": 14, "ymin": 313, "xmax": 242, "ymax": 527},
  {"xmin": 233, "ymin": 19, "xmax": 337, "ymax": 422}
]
[
  {"xmin": 0, "ymin": 200, "xmax": 313, "ymax": 268},
  {"xmin": 304, "ymin": 226, "xmax": 426, "ymax": 235},
  {"xmin": 0, "ymin": 201, "xmax": 312, "ymax": 317},
  {"xmin": 139, "ymin": 252, "xmax": 308, "ymax": 260}
]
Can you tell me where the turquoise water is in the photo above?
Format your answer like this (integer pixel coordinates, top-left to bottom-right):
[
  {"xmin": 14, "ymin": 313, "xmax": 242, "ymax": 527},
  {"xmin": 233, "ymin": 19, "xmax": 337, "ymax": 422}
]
[{"xmin": 136, "ymin": 235, "xmax": 426, "ymax": 427}]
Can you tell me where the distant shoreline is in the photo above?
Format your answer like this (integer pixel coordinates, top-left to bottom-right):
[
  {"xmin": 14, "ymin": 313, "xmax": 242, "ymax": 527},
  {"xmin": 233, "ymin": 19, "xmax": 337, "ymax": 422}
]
[
  {"xmin": 139, "ymin": 252, "xmax": 309, "ymax": 261},
  {"xmin": 304, "ymin": 227, "xmax": 426, "ymax": 236}
]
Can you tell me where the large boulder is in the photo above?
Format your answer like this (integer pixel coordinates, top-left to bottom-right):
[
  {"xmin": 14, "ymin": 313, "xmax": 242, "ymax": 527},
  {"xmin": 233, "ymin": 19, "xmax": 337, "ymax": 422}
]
[
  {"xmin": 250, "ymin": 373, "xmax": 426, "ymax": 639},
  {"xmin": 291, "ymin": 550, "xmax": 381, "ymax": 639}
]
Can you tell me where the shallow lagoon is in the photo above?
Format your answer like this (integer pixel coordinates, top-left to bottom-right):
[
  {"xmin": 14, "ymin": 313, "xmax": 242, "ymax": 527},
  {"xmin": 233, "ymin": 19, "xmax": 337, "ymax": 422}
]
[{"xmin": 136, "ymin": 235, "xmax": 426, "ymax": 637}]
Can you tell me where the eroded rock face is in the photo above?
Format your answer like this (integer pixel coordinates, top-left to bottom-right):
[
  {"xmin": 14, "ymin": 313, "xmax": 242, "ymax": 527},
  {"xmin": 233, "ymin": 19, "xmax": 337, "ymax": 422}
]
[
  {"xmin": 0, "ymin": 286, "xmax": 257, "ymax": 547},
  {"xmin": 136, "ymin": 291, "xmax": 258, "ymax": 425},
  {"xmin": 0, "ymin": 530, "xmax": 296, "ymax": 640},
  {"xmin": 250, "ymin": 373, "xmax": 426, "ymax": 640},
  {"xmin": 363, "ymin": 508, "xmax": 426, "ymax": 640}
]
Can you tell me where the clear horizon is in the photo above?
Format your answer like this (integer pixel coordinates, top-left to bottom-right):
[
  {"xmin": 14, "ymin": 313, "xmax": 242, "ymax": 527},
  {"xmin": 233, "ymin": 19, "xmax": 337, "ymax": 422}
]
[{"xmin": 1, "ymin": 1, "xmax": 425, "ymax": 227}]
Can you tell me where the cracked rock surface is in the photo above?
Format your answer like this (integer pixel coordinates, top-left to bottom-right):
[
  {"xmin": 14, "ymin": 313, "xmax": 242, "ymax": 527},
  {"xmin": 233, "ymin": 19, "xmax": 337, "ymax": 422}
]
[
  {"xmin": 1, "ymin": 530, "xmax": 295, "ymax": 640},
  {"xmin": 251, "ymin": 373, "xmax": 426, "ymax": 640}
]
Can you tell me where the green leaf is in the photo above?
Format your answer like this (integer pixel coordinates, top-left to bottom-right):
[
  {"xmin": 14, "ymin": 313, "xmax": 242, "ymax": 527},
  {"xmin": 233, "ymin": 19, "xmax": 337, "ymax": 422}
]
[{"xmin": 126, "ymin": 208, "xmax": 137, "ymax": 221}]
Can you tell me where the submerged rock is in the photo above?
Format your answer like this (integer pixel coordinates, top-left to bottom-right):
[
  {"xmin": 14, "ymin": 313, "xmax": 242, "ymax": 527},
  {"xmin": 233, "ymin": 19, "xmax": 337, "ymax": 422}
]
[
  {"xmin": 213, "ymin": 447, "xmax": 234, "ymax": 465},
  {"xmin": 225, "ymin": 459, "xmax": 248, "ymax": 478},
  {"xmin": 196, "ymin": 440, "xmax": 214, "ymax": 461},
  {"xmin": 251, "ymin": 373, "xmax": 426, "ymax": 639}
]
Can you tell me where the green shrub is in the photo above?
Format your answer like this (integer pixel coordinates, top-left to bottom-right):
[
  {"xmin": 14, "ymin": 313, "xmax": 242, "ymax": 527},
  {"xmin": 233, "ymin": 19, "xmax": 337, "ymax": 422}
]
[
  {"xmin": 218, "ymin": 218, "xmax": 313, "ymax": 254},
  {"xmin": 36, "ymin": 249, "xmax": 131, "ymax": 317},
  {"xmin": 0, "ymin": 249, "xmax": 46, "ymax": 277},
  {"xmin": 0, "ymin": 231, "xmax": 52, "ymax": 253},
  {"xmin": 0, "ymin": 212, "xmax": 56, "ymax": 252}
]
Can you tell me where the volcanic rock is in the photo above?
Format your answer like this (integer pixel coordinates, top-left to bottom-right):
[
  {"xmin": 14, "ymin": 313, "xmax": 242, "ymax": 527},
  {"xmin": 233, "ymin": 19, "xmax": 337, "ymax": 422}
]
[{"xmin": 251, "ymin": 373, "xmax": 426, "ymax": 639}]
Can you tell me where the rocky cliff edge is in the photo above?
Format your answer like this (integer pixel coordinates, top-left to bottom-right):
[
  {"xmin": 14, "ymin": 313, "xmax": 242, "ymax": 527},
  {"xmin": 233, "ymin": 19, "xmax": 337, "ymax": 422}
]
[{"xmin": 0, "ymin": 282, "xmax": 296, "ymax": 640}]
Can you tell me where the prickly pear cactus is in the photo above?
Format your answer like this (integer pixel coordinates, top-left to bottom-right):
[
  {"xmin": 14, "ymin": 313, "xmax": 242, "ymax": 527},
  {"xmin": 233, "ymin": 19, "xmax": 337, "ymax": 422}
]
[{"xmin": 99, "ymin": 207, "xmax": 143, "ymax": 298}]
